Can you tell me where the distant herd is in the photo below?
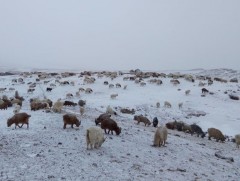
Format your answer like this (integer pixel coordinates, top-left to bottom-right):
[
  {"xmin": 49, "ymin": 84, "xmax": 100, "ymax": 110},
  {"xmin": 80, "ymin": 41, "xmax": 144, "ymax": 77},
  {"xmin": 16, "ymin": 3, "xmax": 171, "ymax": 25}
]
[{"xmin": 0, "ymin": 69, "xmax": 240, "ymax": 150}]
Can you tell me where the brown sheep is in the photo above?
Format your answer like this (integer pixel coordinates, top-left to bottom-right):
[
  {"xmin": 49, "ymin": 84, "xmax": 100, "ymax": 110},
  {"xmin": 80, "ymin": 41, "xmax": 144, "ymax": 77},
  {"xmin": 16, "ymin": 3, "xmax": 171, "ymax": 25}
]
[
  {"xmin": 133, "ymin": 115, "xmax": 151, "ymax": 126},
  {"xmin": 100, "ymin": 118, "xmax": 121, "ymax": 135},
  {"xmin": 7, "ymin": 112, "xmax": 31, "ymax": 129},
  {"xmin": 63, "ymin": 101, "xmax": 77, "ymax": 106},
  {"xmin": 95, "ymin": 113, "xmax": 111, "ymax": 125},
  {"xmin": 0, "ymin": 101, "xmax": 8, "ymax": 110},
  {"xmin": 165, "ymin": 122, "xmax": 175, "ymax": 130},
  {"xmin": 208, "ymin": 128, "xmax": 225, "ymax": 142},
  {"xmin": 63, "ymin": 114, "xmax": 81, "ymax": 129}
]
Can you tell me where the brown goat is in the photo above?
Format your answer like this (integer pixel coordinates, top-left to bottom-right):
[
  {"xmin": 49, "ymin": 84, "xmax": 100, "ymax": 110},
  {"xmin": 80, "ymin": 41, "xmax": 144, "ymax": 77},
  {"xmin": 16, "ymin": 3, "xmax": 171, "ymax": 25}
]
[
  {"xmin": 63, "ymin": 114, "xmax": 81, "ymax": 129},
  {"xmin": 133, "ymin": 115, "xmax": 151, "ymax": 126},
  {"xmin": 7, "ymin": 112, "xmax": 31, "ymax": 129},
  {"xmin": 100, "ymin": 118, "xmax": 121, "ymax": 135}
]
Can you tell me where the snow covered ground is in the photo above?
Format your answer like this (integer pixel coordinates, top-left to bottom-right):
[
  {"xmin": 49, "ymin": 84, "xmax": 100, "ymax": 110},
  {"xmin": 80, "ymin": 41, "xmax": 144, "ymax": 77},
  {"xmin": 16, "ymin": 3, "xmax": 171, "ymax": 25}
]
[{"xmin": 0, "ymin": 68, "xmax": 239, "ymax": 181}]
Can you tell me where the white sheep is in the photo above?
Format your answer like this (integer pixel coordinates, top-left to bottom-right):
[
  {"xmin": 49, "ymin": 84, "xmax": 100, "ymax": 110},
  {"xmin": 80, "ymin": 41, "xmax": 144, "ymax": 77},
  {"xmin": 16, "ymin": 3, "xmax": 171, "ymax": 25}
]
[
  {"xmin": 153, "ymin": 126, "xmax": 168, "ymax": 147},
  {"xmin": 86, "ymin": 126, "xmax": 106, "ymax": 150},
  {"xmin": 66, "ymin": 93, "xmax": 73, "ymax": 99},
  {"xmin": 235, "ymin": 134, "xmax": 240, "ymax": 148},
  {"xmin": 110, "ymin": 93, "xmax": 118, "ymax": 99},
  {"xmin": 164, "ymin": 101, "xmax": 172, "ymax": 108},
  {"xmin": 13, "ymin": 104, "xmax": 21, "ymax": 114},
  {"xmin": 76, "ymin": 91, "xmax": 80, "ymax": 97},
  {"xmin": 106, "ymin": 105, "xmax": 117, "ymax": 115},
  {"xmin": 85, "ymin": 88, "xmax": 93, "ymax": 94},
  {"xmin": 52, "ymin": 100, "xmax": 64, "ymax": 113}
]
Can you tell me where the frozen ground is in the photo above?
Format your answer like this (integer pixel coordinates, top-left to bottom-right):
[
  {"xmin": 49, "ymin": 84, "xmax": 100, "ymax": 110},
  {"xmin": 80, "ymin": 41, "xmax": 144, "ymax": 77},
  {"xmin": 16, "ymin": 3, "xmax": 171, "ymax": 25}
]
[{"xmin": 0, "ymin": 68, "xmax": 239, "ymax": 181}]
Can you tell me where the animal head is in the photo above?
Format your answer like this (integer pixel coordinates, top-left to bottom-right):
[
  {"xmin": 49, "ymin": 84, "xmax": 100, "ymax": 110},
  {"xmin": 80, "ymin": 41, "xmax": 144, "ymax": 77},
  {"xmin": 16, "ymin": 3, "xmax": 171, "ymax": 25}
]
[
  {"xmin": 7, "ymin": 118, "xmax": 13, "ymax": 127},
  {"xmin": 116, "ymin": 127, "xmax": 121, "ymax": 135}
]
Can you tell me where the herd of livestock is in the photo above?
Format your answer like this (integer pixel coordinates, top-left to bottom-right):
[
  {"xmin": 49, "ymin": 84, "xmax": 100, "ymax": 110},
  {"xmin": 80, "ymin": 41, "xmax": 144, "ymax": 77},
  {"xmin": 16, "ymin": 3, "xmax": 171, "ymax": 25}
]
[{"xmin": 0, "ymin": 69, "xmax": 240, "ymax": 150}]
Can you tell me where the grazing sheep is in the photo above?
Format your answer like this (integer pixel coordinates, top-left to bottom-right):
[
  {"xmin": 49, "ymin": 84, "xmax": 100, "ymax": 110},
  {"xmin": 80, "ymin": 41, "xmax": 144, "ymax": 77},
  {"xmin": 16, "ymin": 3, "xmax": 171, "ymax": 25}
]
[
  {"xmin": 85, "ymin": 88, "xmax": 93, "ymax": 94},
  {"xmin": 152, "ymin": 117, "xmax": 158, "ymax": 127},
  {"xmin": 110, "ymin": 93, "xmax": 118, "ymax": 99},
  {"xmin": 7, "ymin": 112, "xmax": 31, "ymax": 129},
  {"xmin": 46, "ymin": 87, "xmax": 52, "ymax": 92},
  {"xmin": 13, "ymin": 104, "xmax": 21, "ymax": 114},
  {"xmin": 0, "ymin": 101, "xmax": 8, "ymax": 110},
  {"xmin": 235, "ymin": 134, "xmax": 240, "ymax": 148},
  {"xmin": 106, "ymin": 105, "xmax": 117, "ymax": 115},
  {"xmin": 86, "ymin": 126, "xmax": 106, "ymax": 150},
  {"xmin": 95, "ymin": 113, "xmax": 111, "ymax": 125},
  {"xmin": 178, "ymin": 102, "xmax": 183, "ymax": 109},
  {"xmin": 140, "ymin": 82, "xmax": 146, "ymax": 86},
  {"xmin": 103, "ymin": 81, "xmax": 108, "ymax": 85},
  {"xmin": 27, "ymin": 88, "xmax": 35, "ymax": 93},
  {"xmin": 79, "ymin": 88, "xmax": 85, "ymax": 92},
  {"xmin": 100, "ymin": 118, "xmax": 121, "ymax": 135},
  {"xmin": 164, "ymin": 101, "xmax": 172, "ymax": 108},
  {"xmin": 156, "ymin": 102, "xmax": 160, "ymax": 108},
  {"xmin": 165, "ymin": 122, "xmax": 175, "ymax": 130},
  {"xmin": 80, "ymin": 106, "xmax": 85, "ymax": 116},
  {"xmin": 63, "ymin": 114, "xmax": 80, "ymax": 129},
  {"xmin": 30, "ymin": 102, "xmax": 49, "ymax": 111},
  {"xmin": 0, "ymin": 88, "xmax": 7, "ymax": 92},
  {"xmin": 202, "ymin": 88, "xmax": 209, "ymax": 94},
  {"xmin": 109, "ymin": 84, "xmax": 114, "ymax": 88},
  {"xmin": 66, "ymin": 93, "xmax": 73, "ymax": 99},
  {"xmin": 116, "ymin": 83, "xmax": 121, "ymax": 88},
  {"xmin": 52, "ymin": 100, "xmax": 64, "ymax": 113},
  {"xmin": 208, "ymin": 128, "xmax": 225, "ymax": 142},
  {"xmin": 133, "ymin": 115, "xmax": 151, "ymax": 126},
  {"xmin": 190, "ymin": 124, "xmax": 206, "ymax": 138},
  {"xmin": 181, "ymin": 123, "xmax": 192, "ymax": 133},
  {"xmin": 185, "ymin": 90, "xmax": 191, "ymax": 95},
  {"xmin": 78, "ymin": 100, "xmax": 86, "ymax": 107},
  {"xmin": 153, "ymin": 126, "xmax": 168, "ymax": 147},
  {"xmin": 64, "ymin": 101, "xmax": 77, "ymax": 106}
]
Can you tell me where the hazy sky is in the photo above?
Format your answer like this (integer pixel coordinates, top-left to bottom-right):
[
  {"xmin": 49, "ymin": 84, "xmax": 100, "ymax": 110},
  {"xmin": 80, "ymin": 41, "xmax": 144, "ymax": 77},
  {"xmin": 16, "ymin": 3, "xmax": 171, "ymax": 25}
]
[{"xmin": 0, "ymin": 0, "xmax": 240, "ymax": 71}]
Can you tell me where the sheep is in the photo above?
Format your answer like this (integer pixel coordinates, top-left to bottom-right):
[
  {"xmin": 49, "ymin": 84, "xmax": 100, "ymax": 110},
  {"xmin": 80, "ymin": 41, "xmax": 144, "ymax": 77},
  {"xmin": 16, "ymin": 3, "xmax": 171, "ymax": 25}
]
[
  {"xmin": 7, "ymin": 112, "xmax": 31, "ymax": 129},
  {"xmin": 13, "ymin": 104, "xmax": 21, "ymax": 114},
  {"xmin": 78, "ymin": 100, "xmax": 86, "ymax": 107},
  {"xmin": 66, "ymin": 93, "xmax": 73, "ymax": 99},
  {"xmin": 110, "ymin": 93, "xmax": 118, "ymax": 99},
  {"xmin": 0, "ymin": 88, "xmax": 7, "ymax": 92},
  {"xmin": 79, "ymin": 88, "xmax": 85, "ymax": 92},
  {"xmin": 153, "ymin": 126, "xmax": 168, "ymax": 147},
  {"xmin": 63, "ymin": 114, "xmax": 81, "ymax": 129},
  {"xmin": 46, "ymin": 87, "xmax": 52, "ymax": 92},
  {"xmin": 106, "ymin": 105, "xmax": 117, "ymax": 115},
  {"xmin": 11, "ymin": 98, "xmax": 22, "ymax": 107},
  {"xmin": 185, "ymin": 90, "xmax": 191, "ymax": 95},
  {"xmin": 190, "ymin": 124, "xmax": 206, "ymax": 138},
  {"xmin": 86, "ymin": 127, "xmax": 106, "ymax": 150},
  {"xmin": 133, "ymin": 115, "xmax": 151, "ymax": 126},
  {"xmin": 95, "ymin": 113, "xmax": 111, "ymax": 125},
  {"xmin": 27, "ymin": 88, "xmax": 35, "ymax": 93},
  {"xmin": 123, "ymin": 85, "xmax": 127, "ymax": 90},
  {"xmin": 140, "ymin": 82, "xmax": 146, "ymax": 86},
  {"xmin": 152, "ymin": 117, "xmax": 158, "ymax": 127},
  {"xmin": 30, "ymin": 102, "xmax": 49, "ymax": 111},
  {"xmin": 109, "ymin": 84, "xmax": 114, "ymax": 88},
  {"xmin": 156, "ymin": 102, "xmax": 160, "ymax": 108},
  {"xmin": 76, "ymin": 91, "xmax": 80, "ymax": 97},
  {"xmin": 202, "ymin": 88, "xmax": 209, "ymax": 94},
  {"xmin": 103, "ymin": 81, "xmax": 108, "ymax": 85},
  {"xmin": 116, "ymin": 83, "xmax": 121, "ymax": 88},
  {"xmin": 208, "ymin": 128, "xmax": 225, "ymax": 142},
  {"xmin": 0, "ymin": 101, "xmax": 8, "ymax": 110},
  {"xmin": 165, "ymin": 122, "xmax": 175, "ymax": 130},
  {"xmin": 64, "ymin": 101, "xmax": 77, "ymax": 106},
  {"xmin": 164, "ymin": 101, "xmax": 172, "ymax": 108},
  {"xmin": 85, "ymin": 88, "xmax": 93, "ymax": 94},
  {"xmin": 100, "ymin": 118, "xmax": 121, "ymax": 135},
  {"xmin": 235, "ymin": 134, "xmax": 240, "ymax": 148},
  {"xmin": 178, "ymin": 102, "xmax": 183, "ymax": 109},
  {"xmin": 181, "ymin": 123, "xmax": 192, "ymax": 133},
  {"xmin": 80, "ymin": 106, "xmax": 85, "ymax": 116},
  {"xmin": 52, "ymin": 100, "xmax": 64, "ymax": 113}
]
